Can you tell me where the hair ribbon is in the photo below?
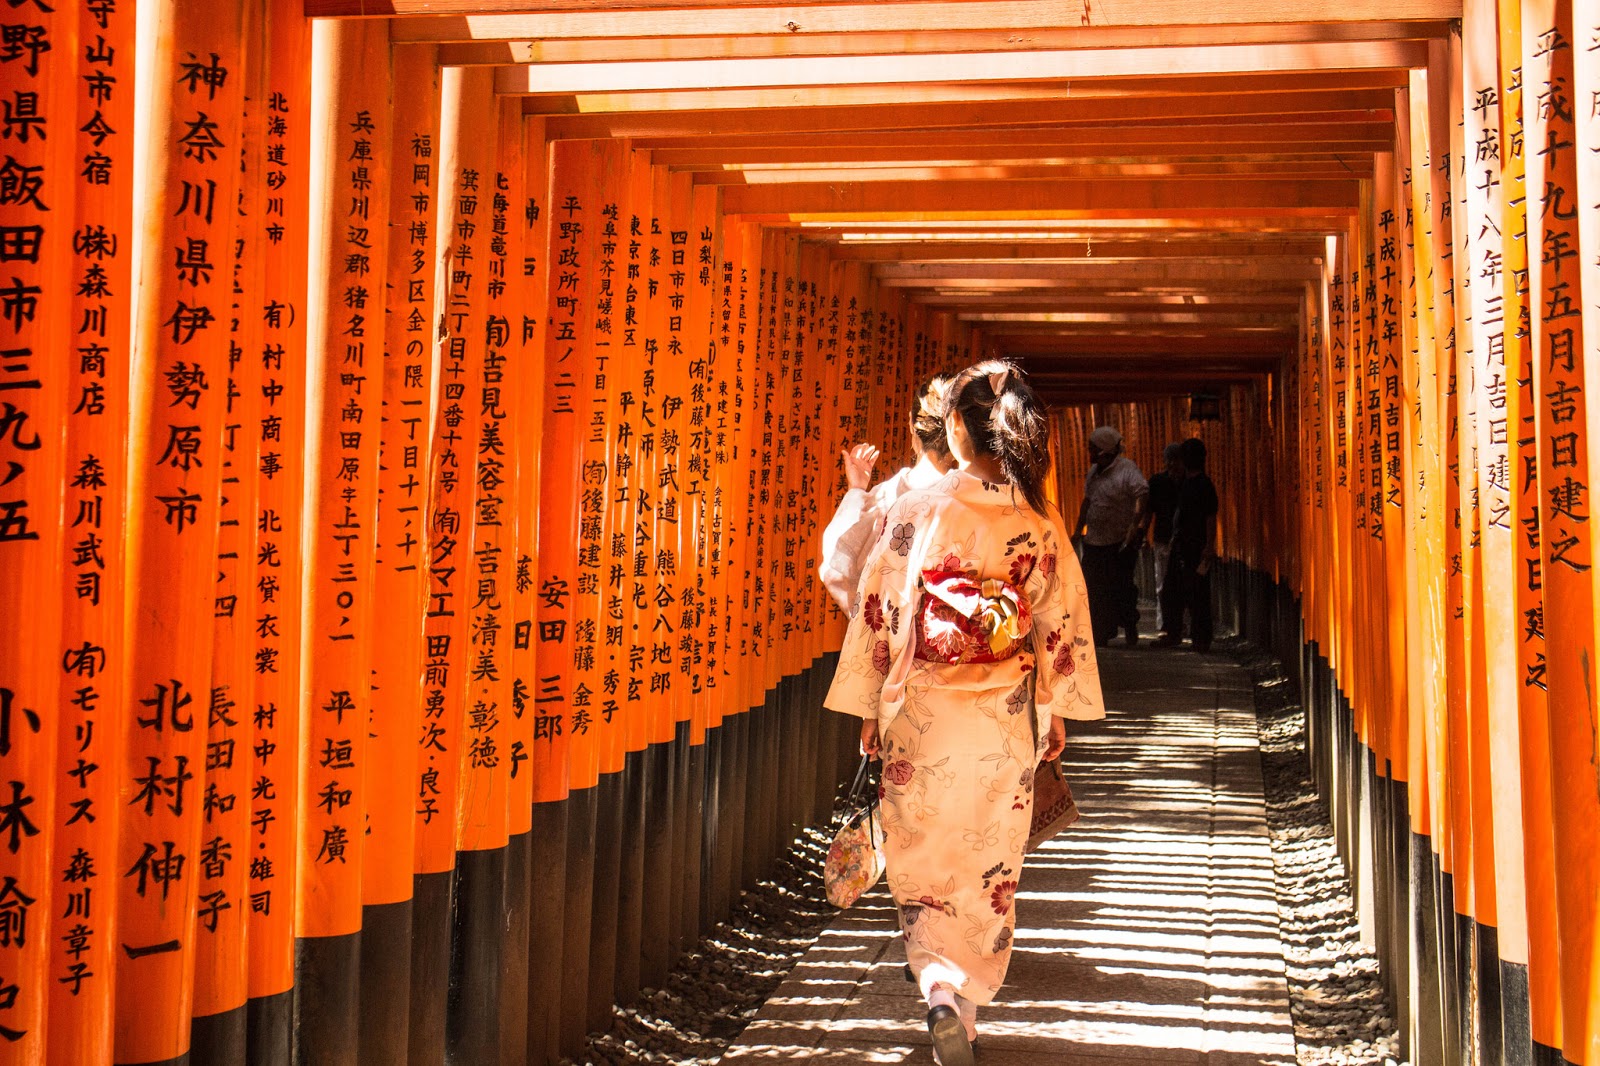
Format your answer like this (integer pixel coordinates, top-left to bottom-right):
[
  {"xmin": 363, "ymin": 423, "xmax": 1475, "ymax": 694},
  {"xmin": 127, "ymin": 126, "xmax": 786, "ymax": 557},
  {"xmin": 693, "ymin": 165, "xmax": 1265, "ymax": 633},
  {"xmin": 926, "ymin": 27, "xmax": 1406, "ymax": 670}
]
[{"xmin": 986, "ymin": 368, "xmax": 1009, "ymax": 395}]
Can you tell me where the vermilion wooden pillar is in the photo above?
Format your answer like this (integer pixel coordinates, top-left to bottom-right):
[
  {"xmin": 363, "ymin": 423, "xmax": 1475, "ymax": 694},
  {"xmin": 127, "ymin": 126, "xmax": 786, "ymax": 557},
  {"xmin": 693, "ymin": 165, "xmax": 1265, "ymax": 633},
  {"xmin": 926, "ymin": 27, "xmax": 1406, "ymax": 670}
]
[
  {"xmin": 581, "ymin": 138, "xmax": 629, "ymax": 1036},
  {"xmin": 610, "ymin": 147, "xmax": 653, "ymax": 1011},
  {"xmin": 451, "ymin": 69, "xmax": 515, "ymax": 1066},
  {"xmin": 117, "ymin": 1, "xmax": 246, "ymax": 1061},
  {"xmin": 0, "ymin": 3, "xmax": 74, "ymax": 1063},
  {"xmin": 48, "ymin": 1, "xmax": 128, "ymax": 1061},
  {"xmin": 1495, "ymin": 0, "xmax": 1562, "ymax": 1056},
  {"xmin": 492, "ymin": 97, "xmax": 535, "ymax": 1066},
  {"xmin": 295, "ymin": 18, "xmax": 391, "ymax": 1066},
  {"xmin": 193, "ymin": 1, "xmax": 269, "ymax": 1059},
  {"xmin": 1524, "ymin": 4, "xmax": 1600, "ymax": 1060},
  {"xmin": 247, "ymin": 4, "xmax": 311, "ymax": 1061},
  {"xmin": 360, "ymin": 38, "xmax": 439, "ymax": 1066}
]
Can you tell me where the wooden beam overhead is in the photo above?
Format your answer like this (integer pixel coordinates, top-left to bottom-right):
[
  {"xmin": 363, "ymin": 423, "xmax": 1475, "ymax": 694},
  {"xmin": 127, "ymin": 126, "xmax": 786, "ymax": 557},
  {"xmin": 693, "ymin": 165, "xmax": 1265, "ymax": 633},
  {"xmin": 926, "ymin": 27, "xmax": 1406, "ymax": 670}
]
[
  {"xmin": 789, "ymin": 216, "xmax": 1352, "ymax": 236},
  {"xmin": 536, "ymin": 89, "xmax": 1396, "ymax": 138},
  {"xmin": 653, "ymin": 145, "xmax": 1388, "ymax": 169},
  {"xmin": 377, "ymin": 0, "xmax": 1459, "ymax": 38},
  {"xmin": 873, "ymin": 259, "xmax": 1324, "ymax": 283},
  {"xmin": 962, "ymin": 310, "xmax": 1297, "ymax": 324},
  {"xmin": 524, "ymin": 71, "xmax": 1411, "ymax": 117},
  {"xmin": 492, "ymin": 41, "xmax": 1428, "ymax": 95},
  {"xmin": 434, "ymin": 21, "xmax": 1447, "ymax": 65},
  {"xmin": 998, "ymin": 334, "xmax": 1294, "ymax": 354},
  {"xmin": 722, "ymin": 179, "xmax": 1357, "ymax": 220},
  {"xmin": 822, "ymin": 238, "xmax": 1330, "ymax": 260},
  {"xmin": 638, "ymin": 122, "xmax": 1395, "ymax": 150},
  {"xmin": 909, "ymin": 294, "xmax": 1307, "ymax": 312},
  {"xmin": 696, "ymin": 160, "xmax": 1376, "ymax": 185}
]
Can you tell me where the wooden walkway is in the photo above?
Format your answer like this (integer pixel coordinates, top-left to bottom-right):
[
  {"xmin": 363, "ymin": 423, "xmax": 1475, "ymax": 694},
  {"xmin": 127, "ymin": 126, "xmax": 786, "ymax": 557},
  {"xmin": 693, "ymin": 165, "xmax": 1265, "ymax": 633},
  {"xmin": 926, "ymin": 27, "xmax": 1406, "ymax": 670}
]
[{"xmin": 721, "ymin": 648, "xmax": 1298, "ymax": 1065}]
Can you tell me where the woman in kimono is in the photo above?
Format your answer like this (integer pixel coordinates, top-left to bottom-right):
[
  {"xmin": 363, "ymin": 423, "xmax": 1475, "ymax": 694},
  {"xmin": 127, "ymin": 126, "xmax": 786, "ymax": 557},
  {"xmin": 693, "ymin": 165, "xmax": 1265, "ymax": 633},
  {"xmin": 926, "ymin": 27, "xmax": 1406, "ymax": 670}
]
[
  {"xmin": 825, "ymin": 361, "xmax": 1106, "ymax": 1065},
  {"xmin": 819, "ymin": 374, "xmax": 954, "ymax": 616}
]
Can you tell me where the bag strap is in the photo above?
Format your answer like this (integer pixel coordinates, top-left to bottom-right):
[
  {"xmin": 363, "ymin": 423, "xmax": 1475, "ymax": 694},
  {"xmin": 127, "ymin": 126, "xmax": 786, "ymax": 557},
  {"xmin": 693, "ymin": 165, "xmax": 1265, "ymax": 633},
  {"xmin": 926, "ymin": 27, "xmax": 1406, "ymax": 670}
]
[{"xmin": 845, "ymin": 752, "xmax": 877, "ymax": 809}]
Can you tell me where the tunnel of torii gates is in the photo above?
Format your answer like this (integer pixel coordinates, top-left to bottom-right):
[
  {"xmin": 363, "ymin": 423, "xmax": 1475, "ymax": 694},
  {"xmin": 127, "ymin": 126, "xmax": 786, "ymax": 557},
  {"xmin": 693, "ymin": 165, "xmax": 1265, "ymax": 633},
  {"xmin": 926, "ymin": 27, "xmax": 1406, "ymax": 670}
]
[{"xmin": 5, "ymin": 0, "xmax": 1600, "ymax": 1065}]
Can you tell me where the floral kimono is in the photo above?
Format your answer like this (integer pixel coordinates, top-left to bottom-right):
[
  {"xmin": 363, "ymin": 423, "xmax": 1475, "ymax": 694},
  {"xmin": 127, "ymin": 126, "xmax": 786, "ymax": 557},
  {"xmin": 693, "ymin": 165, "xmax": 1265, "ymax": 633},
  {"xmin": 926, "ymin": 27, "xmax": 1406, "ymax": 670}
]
[{"xmin": 824, "ymin": 469, "xmax": 1106, "ymax": 1005}]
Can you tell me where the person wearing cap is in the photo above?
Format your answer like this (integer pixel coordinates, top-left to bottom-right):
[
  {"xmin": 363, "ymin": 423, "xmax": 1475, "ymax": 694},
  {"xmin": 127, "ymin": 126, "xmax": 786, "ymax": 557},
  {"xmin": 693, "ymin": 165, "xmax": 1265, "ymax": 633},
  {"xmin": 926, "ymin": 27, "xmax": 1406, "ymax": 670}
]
[{"xmin": 1071, "ymin": 426, "xmax": 1149, "ymax": 647}]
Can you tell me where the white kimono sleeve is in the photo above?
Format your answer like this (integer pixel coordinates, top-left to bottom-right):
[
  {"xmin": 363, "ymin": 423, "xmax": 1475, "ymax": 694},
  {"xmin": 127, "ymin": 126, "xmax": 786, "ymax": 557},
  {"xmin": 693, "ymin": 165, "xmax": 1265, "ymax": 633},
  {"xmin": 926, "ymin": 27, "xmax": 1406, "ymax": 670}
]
[
  {"xmin": 818, "ymin": 487, "xmax": 879, "ymax": 614},
  {"xmin": 823, "ymin": 492, "xmax": 934, "ymax": 725}
]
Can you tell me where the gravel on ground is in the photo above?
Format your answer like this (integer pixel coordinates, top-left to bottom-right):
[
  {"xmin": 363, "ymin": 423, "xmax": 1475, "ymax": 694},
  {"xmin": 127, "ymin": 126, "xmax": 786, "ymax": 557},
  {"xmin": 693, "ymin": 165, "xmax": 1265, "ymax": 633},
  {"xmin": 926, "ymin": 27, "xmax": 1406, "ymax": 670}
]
[
  {"xmin": 1233, "ymin": 640, "xmax": 1404, "ymax": 1066},
  {"xmin": 563, "ymin": 826, "xmax": 837, "ymax": 1065}
]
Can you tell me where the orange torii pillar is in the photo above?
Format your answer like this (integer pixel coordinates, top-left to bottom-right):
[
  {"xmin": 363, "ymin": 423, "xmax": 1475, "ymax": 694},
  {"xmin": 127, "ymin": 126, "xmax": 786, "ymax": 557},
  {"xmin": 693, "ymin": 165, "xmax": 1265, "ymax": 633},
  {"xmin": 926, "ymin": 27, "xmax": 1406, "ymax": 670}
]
[
  {"xmin": 531, "ymin": 136, "xmax": 597, "ymax": 1059},
  {"xmin": 192, "ymin": 0, "xmax": 270, "ymax": 1057},
  {"xmin": 504, "ymin": 109, "xmax": 551, "ymax": 1066},
  {"xmin": 437, "ymin": 64, "xmax": 507, "ymax": 1066},
  {"xmin": 116, "ymin": 2, "xmax": 246, "ymax": 1063},
  {"xmin": 295, "ymin": 17, "xmax": 390, "ymax": 1066},
  {"xmin": 245, "ymin": 5, "xmax": 312, "ymax": 1063},
  {"xmin": 579, "ymin": 136, "xmax": 629, "ymax": 1039},
  {"xmin": 0, "ymin": 2, "xmax": 72, "ymax": 1061},
  {"xmin": 1504, "ymin": 0, "xmax": 1560, "ymax": 1058},
  {"xmin": 1525, "ymin": 4, "xmax": 1600, "ymax": 1062},
  {"xmin": 489, "ymin": 94, "xmax": 535, "ymax": 1066},
  {"xmin": 357, "ymin": 37, "xmax": 439, "ymax": 1066},
  {"xmin": 49, "ymin": 1, "xmax": 130, "ymax": 1062}
]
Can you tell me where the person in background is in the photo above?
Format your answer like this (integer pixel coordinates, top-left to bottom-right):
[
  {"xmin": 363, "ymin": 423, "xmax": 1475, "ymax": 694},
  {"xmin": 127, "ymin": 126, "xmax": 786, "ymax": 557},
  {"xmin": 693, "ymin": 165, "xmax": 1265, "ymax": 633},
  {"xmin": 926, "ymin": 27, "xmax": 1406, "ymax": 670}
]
[
  {"xmin": 826, "ymin": 361, "xmax": 1105, "ymax": 1066},
  {"xmin": 1158, "ymin": 437, "xmax": 1219, "ymax": 653},
  {"xmin": 820, "ymin": 374, "xmax": 954, "ymax": 616},
  {"xmin": 1072, "ymin": 425, "xmax": 1149, "ymax": 647},
  {"xmin": 1146, "ymin": 443, "xmax": 1185, "ymax": 641}
]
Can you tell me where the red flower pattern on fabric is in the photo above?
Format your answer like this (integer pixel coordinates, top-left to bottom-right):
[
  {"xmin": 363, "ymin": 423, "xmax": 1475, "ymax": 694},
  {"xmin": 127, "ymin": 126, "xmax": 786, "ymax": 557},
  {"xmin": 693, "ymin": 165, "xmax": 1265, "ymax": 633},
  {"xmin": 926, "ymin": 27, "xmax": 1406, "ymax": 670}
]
[
  {"xmin": 871, "ymin": 640, "xmax": 892, "ymax": 674},
  {"xmin": 989, "ymin": 880, "xmax": 1017, "ymax": 916},
  {"xmin": 1008, "ymin": 553, "xmax": 1036, "ymax": 586},
  {"xmin": 884, "ymin": 759, "xmax": 915, "ymax": 786},
  {"xmin": 1053, "ymin": 640, "xmax": 1076, "ymax": 677},
  {"xmin": 862, "ymin": 594, "xmax": 884, "ymax": 632},
  {"xmin": 1039, "ymin": 552, "xmax": 1057, "ymax": 578}
]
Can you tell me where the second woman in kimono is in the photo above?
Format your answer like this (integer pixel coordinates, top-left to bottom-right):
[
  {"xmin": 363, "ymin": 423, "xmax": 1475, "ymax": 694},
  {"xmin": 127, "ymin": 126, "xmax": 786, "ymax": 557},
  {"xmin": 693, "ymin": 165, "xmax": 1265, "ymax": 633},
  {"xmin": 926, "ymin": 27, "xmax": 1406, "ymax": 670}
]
[{"xmin": 825, "ymin": 361, "xmax": 1106, "ymax": 1066}]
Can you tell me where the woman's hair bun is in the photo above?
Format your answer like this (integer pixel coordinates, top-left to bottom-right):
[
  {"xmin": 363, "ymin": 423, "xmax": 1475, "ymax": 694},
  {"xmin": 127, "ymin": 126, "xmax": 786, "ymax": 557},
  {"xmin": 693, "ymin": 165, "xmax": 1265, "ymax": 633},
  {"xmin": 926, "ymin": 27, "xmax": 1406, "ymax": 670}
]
[{"xmin": 947, "ymin": 360, "xmax": 1051, "ymax": 512}]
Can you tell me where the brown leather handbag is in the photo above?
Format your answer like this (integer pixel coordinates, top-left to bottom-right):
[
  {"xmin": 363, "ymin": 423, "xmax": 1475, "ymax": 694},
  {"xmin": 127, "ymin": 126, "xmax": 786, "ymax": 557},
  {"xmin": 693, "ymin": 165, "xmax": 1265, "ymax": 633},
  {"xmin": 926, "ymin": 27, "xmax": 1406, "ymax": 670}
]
[{"xmin": 1025, "ymin": 757, "xmax": 1079, "ymax": 853}]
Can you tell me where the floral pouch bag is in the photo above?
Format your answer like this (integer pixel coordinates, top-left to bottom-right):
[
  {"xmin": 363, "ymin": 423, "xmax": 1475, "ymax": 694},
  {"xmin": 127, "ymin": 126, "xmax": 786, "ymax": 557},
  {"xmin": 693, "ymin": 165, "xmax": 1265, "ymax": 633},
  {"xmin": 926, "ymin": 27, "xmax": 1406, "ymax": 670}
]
[{"xmin": 823, "ymin": 755, "xmax": 887, "ymax": 908}]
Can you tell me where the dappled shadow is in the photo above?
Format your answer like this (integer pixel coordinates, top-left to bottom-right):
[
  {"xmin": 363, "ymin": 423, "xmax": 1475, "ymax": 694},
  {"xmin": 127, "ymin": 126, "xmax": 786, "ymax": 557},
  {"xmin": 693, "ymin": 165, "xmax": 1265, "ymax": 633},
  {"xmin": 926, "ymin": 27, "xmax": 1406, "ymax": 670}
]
[{"xmin": 720, "ymin": 647, "xmax": 1297, "ymax": 1065}]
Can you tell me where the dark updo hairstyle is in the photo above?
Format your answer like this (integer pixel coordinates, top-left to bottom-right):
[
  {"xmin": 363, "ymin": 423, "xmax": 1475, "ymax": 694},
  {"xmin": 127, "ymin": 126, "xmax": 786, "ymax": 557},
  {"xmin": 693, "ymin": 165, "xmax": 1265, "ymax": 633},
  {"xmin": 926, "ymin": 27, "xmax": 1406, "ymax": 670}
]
[
  {"xmin": 910, "ymin": 373, "xmax": 953, "ymax": 463},
  {"xmin": 947, "ymin": 359, "xmax": 1051, "ymax": 513}
]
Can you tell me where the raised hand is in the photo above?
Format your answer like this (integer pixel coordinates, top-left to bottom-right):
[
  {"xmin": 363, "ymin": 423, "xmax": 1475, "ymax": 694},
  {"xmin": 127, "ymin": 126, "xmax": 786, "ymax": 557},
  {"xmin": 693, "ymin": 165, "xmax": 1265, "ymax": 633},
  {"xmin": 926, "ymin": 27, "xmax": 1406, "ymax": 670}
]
[{"xmin": 843, "ymin": 442, "xmax": 881, "ymax": 491}]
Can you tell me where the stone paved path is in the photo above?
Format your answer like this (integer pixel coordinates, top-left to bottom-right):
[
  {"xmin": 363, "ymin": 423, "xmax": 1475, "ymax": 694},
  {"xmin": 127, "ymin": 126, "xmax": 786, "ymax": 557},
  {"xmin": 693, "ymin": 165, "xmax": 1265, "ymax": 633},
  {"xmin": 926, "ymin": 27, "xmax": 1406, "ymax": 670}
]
[{"xmin": 720, "ymin": 647, "xmax": 1298, "ymax": 1065}]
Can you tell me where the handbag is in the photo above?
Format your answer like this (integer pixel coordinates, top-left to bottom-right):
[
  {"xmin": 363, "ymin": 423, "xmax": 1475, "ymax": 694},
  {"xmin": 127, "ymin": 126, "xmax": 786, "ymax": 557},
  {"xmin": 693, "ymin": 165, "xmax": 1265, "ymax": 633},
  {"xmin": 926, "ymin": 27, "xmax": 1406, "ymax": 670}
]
[
  {"xmin": 823, "ymin": 754, "xmax": 887, "ymax": 908},
  {"xmin": 1026, "ymin": 757, "xmax": 1079, "ymax": 853}
]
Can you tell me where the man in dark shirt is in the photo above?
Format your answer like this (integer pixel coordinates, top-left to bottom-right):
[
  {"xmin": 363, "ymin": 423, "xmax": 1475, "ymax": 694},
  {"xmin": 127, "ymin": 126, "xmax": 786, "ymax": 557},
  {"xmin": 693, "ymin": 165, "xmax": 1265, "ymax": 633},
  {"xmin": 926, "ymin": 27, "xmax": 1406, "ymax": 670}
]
[
  {"xmin": 1146, "ymin": 443, "xmax": 1183, "ymax": 639},
  {"xmin": 1158, "ymin": 438, "xmax": 1218, "ymax": 652}
]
